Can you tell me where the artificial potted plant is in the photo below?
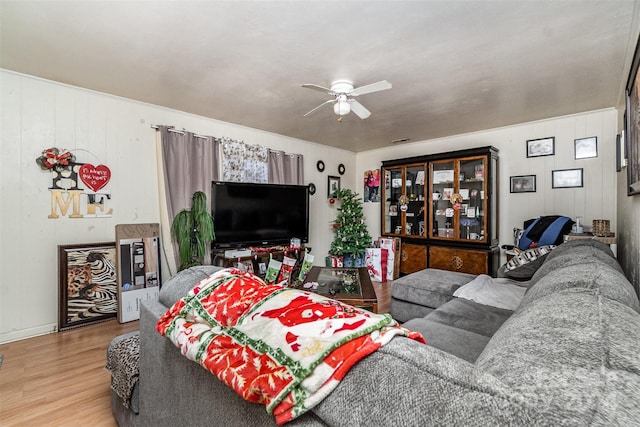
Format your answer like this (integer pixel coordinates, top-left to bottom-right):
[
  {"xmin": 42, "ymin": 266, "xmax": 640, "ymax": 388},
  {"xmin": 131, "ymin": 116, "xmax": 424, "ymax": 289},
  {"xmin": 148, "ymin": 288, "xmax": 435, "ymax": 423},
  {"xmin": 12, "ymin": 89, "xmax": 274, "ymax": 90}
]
[{"xmin": 171, "ymin": 191, "xmax": 215, "ymax": 271}]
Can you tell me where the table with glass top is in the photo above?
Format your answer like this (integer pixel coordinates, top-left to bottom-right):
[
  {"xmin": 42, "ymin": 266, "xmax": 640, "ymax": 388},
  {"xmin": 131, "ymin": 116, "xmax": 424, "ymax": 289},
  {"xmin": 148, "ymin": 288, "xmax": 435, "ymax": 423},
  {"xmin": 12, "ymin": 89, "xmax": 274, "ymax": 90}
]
[{"xmin": 303, "ymin": 267, "xmax": 379, "ymax": 313}]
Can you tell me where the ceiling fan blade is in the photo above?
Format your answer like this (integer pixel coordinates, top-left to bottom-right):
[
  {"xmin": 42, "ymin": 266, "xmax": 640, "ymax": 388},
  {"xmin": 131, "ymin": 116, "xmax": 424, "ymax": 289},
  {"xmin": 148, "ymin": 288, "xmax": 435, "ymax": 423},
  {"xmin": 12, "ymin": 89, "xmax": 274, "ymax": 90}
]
[
  {"xmin": 350, "ymin": 80, "xmax": 392, "ymax": 96},
  {"xmin": 304, "ymin": 99, "xmax": 335, "ymax": 117},
  {"xmin": 302, "ymin": 83, "xmax": 333, "ymax": 94},
  {"xmin": 349, "ymin": 100, "xmax": 371, "ymax": 119}
]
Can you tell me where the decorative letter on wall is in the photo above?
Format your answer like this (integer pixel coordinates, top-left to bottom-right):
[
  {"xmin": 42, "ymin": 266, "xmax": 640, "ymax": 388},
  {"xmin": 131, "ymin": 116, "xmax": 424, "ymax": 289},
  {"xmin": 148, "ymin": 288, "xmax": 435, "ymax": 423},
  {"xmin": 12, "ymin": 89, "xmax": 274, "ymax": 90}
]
[{"xmin": 36, "ymin": 147, "xmax": 114, "ymax": 219}]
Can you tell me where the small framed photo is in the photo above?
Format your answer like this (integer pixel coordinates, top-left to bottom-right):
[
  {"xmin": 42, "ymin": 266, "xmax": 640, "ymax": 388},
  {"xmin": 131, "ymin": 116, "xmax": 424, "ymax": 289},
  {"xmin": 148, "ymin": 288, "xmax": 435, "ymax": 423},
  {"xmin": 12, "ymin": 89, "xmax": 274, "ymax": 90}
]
[
  {"xmin": 510, "ymin": 175, "xmax": 536, "ymax": 193},
  {"xmin": 526, "ymin": 137, "xmax": 555, "ymax": 158},
  {"xmin": 574, "ymin": 136, "xmax": 597, "ymax": 159},
  {"xmin": 552, "ymin": 168, "xmax": 584, "ymax": 189},
  {"xmin": 433, "ymin": 170, "xmax": 454, "ymax": 183},
  {"xmin": 442, "ymin": 188, "xmax": 453, "ymax": 200},
  {"xmin": 328, "ymin": 175, "xmax": 340, "ymax": 197},
  {"xmin": 466, "ymin": 207, "xmax": 476, "ymax": 218}
]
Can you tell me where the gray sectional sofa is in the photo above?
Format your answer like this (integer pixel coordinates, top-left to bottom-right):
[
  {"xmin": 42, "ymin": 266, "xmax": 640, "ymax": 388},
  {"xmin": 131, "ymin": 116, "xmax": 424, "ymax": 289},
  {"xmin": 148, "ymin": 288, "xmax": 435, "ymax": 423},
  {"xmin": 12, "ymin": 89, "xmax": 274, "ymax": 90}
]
[{"xmin": 109, "ymin": 239, "xmax": 640, "ymax": 426}]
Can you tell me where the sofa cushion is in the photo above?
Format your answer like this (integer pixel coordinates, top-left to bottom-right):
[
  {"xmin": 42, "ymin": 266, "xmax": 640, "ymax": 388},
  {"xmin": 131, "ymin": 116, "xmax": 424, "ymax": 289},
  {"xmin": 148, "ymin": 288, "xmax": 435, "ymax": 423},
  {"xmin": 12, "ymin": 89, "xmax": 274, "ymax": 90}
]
[
  {"xmin": 158, "ymin": 265, "xmax": 224, "ymax": 307},
  {"xmin": 390, "ymin": 299, "xmax": 434, "ymax": 323},
  {"xmin": 424, "ymin": 298, "xmax": 513, "ymax": 338},
  {"xmin": 312, "ymin": 336, "xmax": 555, "ymax": 425},
  {"xmin": 391, "ymin": 268, "xmax": 476, "ymax": 310},
  {"xmin": 476, "ymin": 288, "xmax": 640, "ymax": 424},
  {"xmin": 402, "ymin": 318, "xmax": 490, "ymax": 363}
]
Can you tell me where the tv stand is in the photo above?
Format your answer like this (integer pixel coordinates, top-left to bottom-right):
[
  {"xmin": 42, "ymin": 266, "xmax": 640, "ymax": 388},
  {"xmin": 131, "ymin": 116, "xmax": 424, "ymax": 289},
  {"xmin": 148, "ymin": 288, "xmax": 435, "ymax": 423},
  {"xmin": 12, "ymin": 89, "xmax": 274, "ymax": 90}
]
[{"xmin": 212, "ymin": 245, "xmax": 308, "ymax": 277}]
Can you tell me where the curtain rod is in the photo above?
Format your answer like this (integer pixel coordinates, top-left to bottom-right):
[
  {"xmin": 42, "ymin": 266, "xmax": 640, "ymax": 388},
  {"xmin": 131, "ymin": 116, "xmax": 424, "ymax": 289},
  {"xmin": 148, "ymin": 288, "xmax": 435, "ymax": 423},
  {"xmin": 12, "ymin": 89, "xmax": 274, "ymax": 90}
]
[{"xmin": 150, "ymin": 124, "xmax": 209, "ymax": 139}]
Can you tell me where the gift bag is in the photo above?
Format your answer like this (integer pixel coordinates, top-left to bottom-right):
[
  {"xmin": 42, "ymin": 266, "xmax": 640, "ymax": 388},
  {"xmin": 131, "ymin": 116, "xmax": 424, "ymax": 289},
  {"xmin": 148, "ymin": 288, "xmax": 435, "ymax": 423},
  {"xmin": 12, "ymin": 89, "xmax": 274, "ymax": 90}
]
[
  {"xmin": 378, "ymin": 237, "xmax": 400, "ymax": 280},
  {"xmin": 365, "ymin": 248, "xmax": 388, "ymax": 282},
  {"xmin": 325, "ymin": 255, "xmax": 343, "ymax": 267}
]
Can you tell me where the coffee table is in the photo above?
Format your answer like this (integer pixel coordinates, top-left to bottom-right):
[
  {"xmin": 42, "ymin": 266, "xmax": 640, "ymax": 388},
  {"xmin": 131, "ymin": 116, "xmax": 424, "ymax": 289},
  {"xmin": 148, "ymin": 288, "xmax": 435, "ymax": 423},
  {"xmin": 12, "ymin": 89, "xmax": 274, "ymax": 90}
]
[{"xmin": 303, "ymin": 267, "xmax": 383, "ymax": 313}]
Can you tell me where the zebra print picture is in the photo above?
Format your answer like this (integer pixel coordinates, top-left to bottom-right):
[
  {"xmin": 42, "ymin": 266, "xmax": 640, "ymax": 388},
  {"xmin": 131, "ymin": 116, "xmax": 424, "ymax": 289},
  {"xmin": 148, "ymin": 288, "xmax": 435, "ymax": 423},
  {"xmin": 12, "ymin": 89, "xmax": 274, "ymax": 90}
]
[{"xmin": 58, "ymin": 242, "xmax": 118, "ymax": 330}]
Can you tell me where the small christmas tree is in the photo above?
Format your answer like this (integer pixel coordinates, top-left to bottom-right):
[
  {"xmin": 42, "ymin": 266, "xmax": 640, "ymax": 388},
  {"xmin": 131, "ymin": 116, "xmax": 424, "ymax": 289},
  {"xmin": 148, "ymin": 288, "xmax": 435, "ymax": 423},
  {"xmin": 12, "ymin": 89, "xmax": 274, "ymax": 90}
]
[{"xmin": 329, "ymin": 188, "xmax": 372, "ymax": 258}]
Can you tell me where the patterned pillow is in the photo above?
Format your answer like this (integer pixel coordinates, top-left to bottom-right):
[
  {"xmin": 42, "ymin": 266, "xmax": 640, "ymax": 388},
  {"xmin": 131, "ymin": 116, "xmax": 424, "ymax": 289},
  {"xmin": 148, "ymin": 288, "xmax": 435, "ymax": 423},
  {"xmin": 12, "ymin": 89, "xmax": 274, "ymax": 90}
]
[
  {"xmin": 504, "ymin": 245, "xmax": 556, "ymax": 272},
  {"xmin": 502, "ymin": 256, "xmax": 546, "ymax": 281}
]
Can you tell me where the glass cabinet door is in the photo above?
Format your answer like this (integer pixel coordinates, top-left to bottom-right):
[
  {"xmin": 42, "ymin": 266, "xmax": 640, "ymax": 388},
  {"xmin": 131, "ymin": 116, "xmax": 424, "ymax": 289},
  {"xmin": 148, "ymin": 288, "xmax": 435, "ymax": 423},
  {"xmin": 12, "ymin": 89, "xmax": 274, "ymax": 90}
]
[
  {"xmin": 429, "ymin": 156, "xmax": 487, "ymax": 243},
  {"xmin": 430, "ymin": 160, "xmax": 455, "ymax": 239},
  {"xmin": 382, "ymin": 164, "xmax": 427, "ymax": 237},
  {"xmin": 383, "ymin": 167, "xmax": 403, "ymax": 235},
  {"xmin": 458, "ymin": 157, "xmax": 486, "ymax": 242},
  {"xmin": 404, "ymin": 165, "xmax": 426, "ymax": 237}
]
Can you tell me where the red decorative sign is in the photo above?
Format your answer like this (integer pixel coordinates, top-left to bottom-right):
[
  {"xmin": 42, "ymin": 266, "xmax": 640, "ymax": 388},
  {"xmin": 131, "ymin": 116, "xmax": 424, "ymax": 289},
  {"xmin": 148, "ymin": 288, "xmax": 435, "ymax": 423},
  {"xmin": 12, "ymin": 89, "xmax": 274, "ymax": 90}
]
[{"xmin": 79, "ymin": 164, "xmax": 111, "ymax": 192}]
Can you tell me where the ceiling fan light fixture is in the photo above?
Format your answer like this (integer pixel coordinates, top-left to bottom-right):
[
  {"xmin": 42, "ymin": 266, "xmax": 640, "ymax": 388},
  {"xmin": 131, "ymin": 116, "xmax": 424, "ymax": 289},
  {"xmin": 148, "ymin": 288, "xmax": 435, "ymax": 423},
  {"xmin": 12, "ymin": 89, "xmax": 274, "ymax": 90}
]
[
  {"xmin": 302, "ymin": 79, "xmax": 390, "ymax": 119},
  {"xmin": 333, "ymin": 99, "xmax": 351, "ymax": 116}
]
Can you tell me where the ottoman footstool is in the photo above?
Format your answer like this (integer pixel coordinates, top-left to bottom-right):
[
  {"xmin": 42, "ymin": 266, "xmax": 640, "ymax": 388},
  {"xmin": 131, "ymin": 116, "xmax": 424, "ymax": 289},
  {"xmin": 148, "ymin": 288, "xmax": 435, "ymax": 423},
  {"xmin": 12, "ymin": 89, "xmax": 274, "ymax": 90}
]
[
  {"xmin": 391, "ymin": 268, "xmax": 476, "ymax": 322},
  {"xmin": 106, "ymin": 330, "xmax": 140, "ymax": 425}
]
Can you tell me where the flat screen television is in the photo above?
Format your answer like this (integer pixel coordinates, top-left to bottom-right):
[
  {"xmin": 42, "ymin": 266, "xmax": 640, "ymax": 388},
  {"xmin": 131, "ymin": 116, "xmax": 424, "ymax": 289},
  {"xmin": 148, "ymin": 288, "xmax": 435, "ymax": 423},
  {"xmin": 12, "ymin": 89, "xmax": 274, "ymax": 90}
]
[{"xmin": 211, "ymin": 181, "xmax": 310, "ymax": 248}]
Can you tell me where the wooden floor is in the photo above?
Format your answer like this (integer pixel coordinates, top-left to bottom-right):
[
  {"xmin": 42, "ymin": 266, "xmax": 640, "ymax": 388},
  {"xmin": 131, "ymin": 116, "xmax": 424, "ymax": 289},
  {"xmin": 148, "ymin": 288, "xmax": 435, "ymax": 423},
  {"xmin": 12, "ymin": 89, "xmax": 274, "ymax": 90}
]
[
  {"xmin": 0, "ymin": 319, "xmax": 139, "ymax": 427},
  {"xmin": 372, "ymin": 281, "xmax": 392, "ymax": 314},
  {"xmin": 0, "ymin": 282, "xmax": 392, "ymax": 427}
]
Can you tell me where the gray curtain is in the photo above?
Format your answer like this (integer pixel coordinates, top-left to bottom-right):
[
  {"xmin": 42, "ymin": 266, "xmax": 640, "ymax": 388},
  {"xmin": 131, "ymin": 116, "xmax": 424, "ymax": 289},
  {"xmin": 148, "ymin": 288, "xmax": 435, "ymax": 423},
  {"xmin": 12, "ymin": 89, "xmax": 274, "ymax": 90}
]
[
  {"xmin": 268, "ymin": 150, "xmax": 304, "ymax": 185},
  {"xmin": 159, "ymin": 126, "xmax": 221, "ymax": 222},
  {"xmin": 157, "ymin": 126, "xmax": 221, "ymax": 271}
]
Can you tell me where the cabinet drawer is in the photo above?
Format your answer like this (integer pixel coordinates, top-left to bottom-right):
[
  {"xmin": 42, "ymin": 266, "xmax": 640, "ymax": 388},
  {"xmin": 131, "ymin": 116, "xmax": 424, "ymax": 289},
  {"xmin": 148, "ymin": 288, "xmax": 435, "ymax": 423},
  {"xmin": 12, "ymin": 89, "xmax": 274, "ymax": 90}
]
[
  {"xmin": 400, "ymin": 243, "xmax": 427, "ymax": 275},
  {"xmin": 428, "ymin": 246, "xmax": 488, "ymax": 275}
]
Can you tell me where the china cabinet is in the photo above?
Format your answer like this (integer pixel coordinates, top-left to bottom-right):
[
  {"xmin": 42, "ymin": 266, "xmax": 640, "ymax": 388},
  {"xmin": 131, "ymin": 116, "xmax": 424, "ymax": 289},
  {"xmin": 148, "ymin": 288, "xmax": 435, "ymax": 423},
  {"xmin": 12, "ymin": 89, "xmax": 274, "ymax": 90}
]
[{"xmin": 381, "ymin": 147, "xmax": 499, "ymax": 276}]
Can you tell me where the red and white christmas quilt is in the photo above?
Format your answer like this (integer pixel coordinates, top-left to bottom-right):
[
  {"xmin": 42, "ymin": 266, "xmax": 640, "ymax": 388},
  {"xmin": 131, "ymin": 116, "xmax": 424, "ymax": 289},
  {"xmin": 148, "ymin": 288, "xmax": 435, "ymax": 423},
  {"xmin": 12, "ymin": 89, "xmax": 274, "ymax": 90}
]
[{"xmin": 157, "ymin": 268, "xmax": 425, "ymax": 424}]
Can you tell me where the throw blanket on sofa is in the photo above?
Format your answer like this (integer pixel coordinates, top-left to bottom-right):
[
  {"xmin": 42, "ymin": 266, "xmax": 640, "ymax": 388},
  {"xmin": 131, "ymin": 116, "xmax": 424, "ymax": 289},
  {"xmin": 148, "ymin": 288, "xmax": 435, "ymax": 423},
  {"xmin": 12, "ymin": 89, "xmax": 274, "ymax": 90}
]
[{"xmin": 157, "ymin": 268, "xmax": 425, "ymax": 424}]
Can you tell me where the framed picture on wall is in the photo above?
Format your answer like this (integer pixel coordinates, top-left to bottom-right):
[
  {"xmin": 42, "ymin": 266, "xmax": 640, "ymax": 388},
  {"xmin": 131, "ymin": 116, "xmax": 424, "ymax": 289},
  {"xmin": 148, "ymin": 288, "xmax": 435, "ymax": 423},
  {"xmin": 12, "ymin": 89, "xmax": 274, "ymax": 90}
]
[
  {"xmin": 552, "ymin": 168, "xmax": 583, "ymax": 189},
  {"xmin": 625, "ymin": 33, "xmax": 640, "ymax": 195},
  {"xmin": 328, "ymin": 175, "xmax": 340, "ymax": 197},
  {"xmin": 510, "ymin": 175, "xmax": 536, "ymax": 193},
  {"xmin": 58, "ymin": 242, "xmax": 117, "ymax": 331},
  {"xmin": 574, "ymin": 136, "xmax": 598, "ymax": 159},
  {"xmin": 526, "ymin": 137, "xmax": 555, "ymax": 158}
]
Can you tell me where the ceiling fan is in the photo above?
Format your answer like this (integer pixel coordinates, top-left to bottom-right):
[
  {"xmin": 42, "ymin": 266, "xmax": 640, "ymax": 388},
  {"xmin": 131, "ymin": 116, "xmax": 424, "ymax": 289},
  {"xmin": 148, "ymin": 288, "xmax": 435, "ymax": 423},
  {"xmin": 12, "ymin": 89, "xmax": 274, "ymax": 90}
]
[{"xmin": 302, "ymin": 79, "xmax": 392, "ymax": 119}]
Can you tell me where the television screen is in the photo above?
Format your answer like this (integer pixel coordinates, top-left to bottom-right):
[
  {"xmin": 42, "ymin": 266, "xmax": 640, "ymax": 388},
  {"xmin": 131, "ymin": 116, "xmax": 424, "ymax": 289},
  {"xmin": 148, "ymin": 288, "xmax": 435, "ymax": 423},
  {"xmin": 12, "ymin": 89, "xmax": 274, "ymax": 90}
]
[{"xmin": 211, "ymin": 181, "xmax": 310, "ymax": 248}]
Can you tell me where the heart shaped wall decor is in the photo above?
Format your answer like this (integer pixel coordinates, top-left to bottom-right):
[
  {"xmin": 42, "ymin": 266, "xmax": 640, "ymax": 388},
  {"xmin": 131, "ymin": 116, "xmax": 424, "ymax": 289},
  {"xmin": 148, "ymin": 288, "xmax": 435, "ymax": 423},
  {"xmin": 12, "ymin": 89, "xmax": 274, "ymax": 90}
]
[{"xmin": 79, "ymin": 164, "xmax": 111, "ymax": 192}]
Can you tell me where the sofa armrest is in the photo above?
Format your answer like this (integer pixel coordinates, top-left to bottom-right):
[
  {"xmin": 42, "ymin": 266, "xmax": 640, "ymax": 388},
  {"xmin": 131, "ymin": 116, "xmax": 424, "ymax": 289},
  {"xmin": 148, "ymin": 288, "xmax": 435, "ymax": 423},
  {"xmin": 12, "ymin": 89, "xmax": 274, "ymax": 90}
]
[
  {"xmin": 158, "ymin": 265, "xmax": 224, "ymax": 307},
  {"xmin": 137, "ymin": 298, "xmax": 325, "ymax": 426}
]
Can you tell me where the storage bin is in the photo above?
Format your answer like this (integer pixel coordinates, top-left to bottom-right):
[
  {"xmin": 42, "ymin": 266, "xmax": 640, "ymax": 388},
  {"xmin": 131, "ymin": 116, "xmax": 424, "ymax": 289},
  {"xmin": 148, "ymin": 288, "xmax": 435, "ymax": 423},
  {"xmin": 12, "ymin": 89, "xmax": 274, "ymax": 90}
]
[{"xmin": 592, "ymin": 220, "xmax": 611, "ymax": 236}]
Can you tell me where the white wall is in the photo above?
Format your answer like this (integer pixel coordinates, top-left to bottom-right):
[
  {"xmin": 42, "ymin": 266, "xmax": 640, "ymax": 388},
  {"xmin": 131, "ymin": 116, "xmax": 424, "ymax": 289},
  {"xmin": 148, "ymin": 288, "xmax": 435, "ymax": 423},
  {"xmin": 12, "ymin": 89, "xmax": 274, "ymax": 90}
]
[
  {"xmin": 355, "ymin": 109, "xmax": 619, "ymax": 261},
  {"xmin": 0, "ymin": 70, "xmax": 355, "ymax": 343},
  {"xmin": 1, "ymin": 69, "xmax": 633, "ymax": 343},
  {"xmin": 617, "ymin": 159, "xmax": 640, "ymax": 296}
]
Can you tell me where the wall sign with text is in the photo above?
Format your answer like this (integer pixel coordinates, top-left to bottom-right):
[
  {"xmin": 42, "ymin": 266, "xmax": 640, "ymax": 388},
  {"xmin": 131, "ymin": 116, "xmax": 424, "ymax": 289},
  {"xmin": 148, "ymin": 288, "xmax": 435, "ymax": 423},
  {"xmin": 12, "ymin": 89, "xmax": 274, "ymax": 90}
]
[{"xmin": 36, "ymin": 147, "xmax": 114, "ymax": 219}]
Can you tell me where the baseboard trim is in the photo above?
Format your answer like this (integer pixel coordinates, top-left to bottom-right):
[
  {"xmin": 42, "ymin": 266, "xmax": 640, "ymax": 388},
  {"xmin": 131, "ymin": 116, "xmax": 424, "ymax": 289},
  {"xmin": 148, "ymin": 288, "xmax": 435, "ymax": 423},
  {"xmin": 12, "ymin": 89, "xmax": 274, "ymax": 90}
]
[{"xmin": 0, "ymin": 323, "xmax": 57, "ymax": 344}]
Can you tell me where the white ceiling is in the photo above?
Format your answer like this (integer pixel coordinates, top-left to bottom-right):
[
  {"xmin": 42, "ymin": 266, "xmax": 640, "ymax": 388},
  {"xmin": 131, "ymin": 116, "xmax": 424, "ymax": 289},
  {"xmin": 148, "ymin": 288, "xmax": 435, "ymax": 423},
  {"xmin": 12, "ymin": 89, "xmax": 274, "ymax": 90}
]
[{"xmin": 1, "ymin": 1, "xmax": 639, "ymax": 152}]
